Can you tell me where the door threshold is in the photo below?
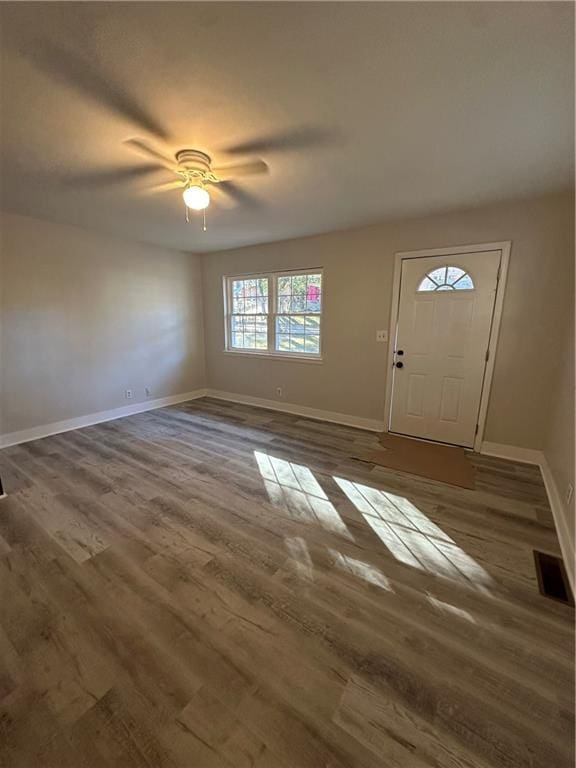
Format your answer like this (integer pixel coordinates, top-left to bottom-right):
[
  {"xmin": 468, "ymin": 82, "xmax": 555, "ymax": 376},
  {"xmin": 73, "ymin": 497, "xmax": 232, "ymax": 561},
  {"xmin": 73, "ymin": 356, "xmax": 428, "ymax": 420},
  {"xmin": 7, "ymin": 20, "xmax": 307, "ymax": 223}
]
[{"xmin": 387, "ymin": 430, "xmax": 473, "ymax": 451}]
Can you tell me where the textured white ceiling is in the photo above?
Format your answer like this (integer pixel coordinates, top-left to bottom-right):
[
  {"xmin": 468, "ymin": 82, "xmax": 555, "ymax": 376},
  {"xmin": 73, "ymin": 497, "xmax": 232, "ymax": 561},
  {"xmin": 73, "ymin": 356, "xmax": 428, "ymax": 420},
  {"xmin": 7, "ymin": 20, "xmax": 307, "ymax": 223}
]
[{"xmin": 0, "ymin": 2, "xmax": 573, "ymax": 252}]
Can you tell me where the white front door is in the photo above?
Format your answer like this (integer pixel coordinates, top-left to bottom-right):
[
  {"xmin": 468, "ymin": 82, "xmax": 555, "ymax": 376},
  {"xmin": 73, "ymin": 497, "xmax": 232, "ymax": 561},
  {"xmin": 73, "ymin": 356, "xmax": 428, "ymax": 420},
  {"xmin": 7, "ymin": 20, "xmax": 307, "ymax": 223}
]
[{"xmin": 389, "ymin": 251, "xmax": 501, "ymax": 448}]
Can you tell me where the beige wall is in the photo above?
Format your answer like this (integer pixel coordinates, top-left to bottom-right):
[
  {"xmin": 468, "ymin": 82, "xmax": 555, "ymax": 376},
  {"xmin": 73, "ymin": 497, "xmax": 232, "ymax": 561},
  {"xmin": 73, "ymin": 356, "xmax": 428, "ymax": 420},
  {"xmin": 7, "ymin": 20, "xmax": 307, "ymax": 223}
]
[
  {"xmin": 542, "ymin": 224, "xmax": 575, "ymax": 578},
  {"xmin": 202, "ymin": 191, "xmax": 574, "ymax": 450},
  {"xmin": 0, "ymin": 196, "xmax": 572, "ymax": 562},
  {"xmin": 0, "ymin": 212, "xmax": 205, "ymax": 436}
]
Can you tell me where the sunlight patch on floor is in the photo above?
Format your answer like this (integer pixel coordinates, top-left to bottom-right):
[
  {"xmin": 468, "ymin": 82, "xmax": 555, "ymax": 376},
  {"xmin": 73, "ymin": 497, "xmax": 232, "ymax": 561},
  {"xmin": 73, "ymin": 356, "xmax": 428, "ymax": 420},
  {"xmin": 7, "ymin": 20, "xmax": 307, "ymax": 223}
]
[
  {"xmin": 329, "ymin": 549, "xmax": 392, "ymax": 591},
  {"xmin": 333, "ymin": 477, "xmax": 493, "ymax": 590},
  {"xmin": 254, "ymin": 452, "xmax": 352, "ymax": 539},
  {"xmin": 426, "ymin": 594, "xmax": 476, "ymax": 623},
  {"xmin": 285, "ymin": 536, "xmax": 314, "ymax": 581}
]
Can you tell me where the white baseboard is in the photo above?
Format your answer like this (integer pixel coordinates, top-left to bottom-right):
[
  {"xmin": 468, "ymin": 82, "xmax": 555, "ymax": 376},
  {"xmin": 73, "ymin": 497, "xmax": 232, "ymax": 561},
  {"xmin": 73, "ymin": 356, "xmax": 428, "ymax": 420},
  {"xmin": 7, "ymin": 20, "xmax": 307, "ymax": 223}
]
[
  {"xmin": 1, "ymin": 395, "xmax": 572, "ymax": 595},
  {"xmin": 480, "ymin": 441, "xmax": 543, "ymax": 465},
  {"xmin": 0, "ymin": 389, "xmax": 208, "ymax": 449},
  {"xmin": 205, "ymin": 389, "xmax": 385, "ymax": 432},
  {"xmin": 539, "ymin": 455, "xmax": 575, "ymax": 596},
  {"xmin": 481, "ymin": 441, "xmax": 574, "ymax": 596}
]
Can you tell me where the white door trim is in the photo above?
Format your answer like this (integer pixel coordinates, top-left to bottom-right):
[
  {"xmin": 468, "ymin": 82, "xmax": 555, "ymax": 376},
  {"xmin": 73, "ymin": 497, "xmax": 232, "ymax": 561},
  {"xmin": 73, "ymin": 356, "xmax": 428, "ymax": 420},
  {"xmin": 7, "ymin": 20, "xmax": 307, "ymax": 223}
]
[{"xmin": 383, "ymin": 241, "xmax": 511, "ymax": 452}]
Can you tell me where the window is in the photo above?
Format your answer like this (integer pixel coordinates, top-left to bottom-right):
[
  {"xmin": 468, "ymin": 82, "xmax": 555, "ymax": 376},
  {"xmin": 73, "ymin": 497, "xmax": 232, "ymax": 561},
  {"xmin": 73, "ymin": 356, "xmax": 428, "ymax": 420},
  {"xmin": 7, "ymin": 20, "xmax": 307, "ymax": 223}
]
[
  {"xmin": 417, "ymin": 266, "xmax": 474, "ymax": 292},
  {"xmin": 228, "ymin": 276, "xmax": 269, "ymax": 351},
  {"xmin": 225, "ymin": 270, "xmax": 323, "ymax": 358}
]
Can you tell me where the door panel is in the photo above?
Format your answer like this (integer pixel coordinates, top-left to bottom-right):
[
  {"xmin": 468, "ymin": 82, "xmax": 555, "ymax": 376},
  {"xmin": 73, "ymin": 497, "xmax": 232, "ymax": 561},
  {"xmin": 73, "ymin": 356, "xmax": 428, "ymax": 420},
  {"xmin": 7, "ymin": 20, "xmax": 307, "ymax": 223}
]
[
  {"xmin": 389, "ymin": 251, "xmax": 500, "ymax": 447},
  {"xmin": 439, "ymin": 377, "xmax": 462, "ymax": 422},
  {"xmin": 407, "ymin": 374, "xmax": 426, "ymax": 417}
]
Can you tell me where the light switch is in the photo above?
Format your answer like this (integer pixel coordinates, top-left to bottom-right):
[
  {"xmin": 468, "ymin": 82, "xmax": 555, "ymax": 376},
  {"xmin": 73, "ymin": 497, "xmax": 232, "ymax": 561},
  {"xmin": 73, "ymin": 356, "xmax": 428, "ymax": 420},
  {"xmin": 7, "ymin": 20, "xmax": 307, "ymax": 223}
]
[{"xmin": 376, "ymin": 330, "xmax": 388, "ymax": 343}]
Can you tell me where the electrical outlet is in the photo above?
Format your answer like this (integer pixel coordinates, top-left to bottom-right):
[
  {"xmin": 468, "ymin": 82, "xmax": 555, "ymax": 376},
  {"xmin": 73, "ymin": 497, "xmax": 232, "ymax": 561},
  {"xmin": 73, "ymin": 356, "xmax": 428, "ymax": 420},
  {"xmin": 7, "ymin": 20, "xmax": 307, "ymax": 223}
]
[
  {"xmin": 125, "ymin": 389, "xmax": 133, "ymax": 399},
  {"xmin": 376, "ymin": 330, "xmax": 388, "ymax": 343},
  {"xmin": 275, "ymin": 387, "xmax": 283, "ymax": 398},
  {"xmin": 145, "ymin": 387, "xmax": 152, "ymax": 397},
  {"xmin": 566, "ymin": 483, "xmax": 573, "ymax": 506}
]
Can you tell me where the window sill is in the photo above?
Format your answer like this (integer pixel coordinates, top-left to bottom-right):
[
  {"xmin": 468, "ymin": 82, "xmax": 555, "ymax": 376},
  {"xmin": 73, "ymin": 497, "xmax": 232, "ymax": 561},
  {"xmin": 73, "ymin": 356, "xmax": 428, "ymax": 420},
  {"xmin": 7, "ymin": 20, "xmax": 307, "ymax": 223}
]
[{"xmin": 222, "ymin": 350, "xmax": 323, "ymax": 365}]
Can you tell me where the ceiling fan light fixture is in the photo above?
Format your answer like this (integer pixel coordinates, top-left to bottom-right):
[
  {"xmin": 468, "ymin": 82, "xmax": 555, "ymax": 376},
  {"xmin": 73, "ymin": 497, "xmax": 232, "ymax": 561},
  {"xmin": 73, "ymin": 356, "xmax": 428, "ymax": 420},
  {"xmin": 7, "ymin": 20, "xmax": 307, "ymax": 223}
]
[{"xmin": 183, "ymin": 184, "xmax": 210, "ymax": 210}]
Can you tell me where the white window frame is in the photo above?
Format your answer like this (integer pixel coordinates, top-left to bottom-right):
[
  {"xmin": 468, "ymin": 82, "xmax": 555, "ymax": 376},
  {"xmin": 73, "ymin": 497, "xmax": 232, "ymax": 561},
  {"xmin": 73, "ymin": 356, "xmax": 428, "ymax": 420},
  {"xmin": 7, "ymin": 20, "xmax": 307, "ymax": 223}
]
[{"xmin": 223, "ymin": 268, "xmax": 324, "ymax": 361}]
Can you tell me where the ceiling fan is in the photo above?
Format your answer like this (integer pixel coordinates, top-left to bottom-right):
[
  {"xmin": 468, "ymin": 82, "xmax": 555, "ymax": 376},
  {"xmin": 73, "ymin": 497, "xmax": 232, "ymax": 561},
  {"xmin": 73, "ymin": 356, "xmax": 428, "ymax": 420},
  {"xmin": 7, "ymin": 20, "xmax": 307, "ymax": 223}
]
[
  {"xmin": 27, "ymin": 40, "xmax": 344, "ymax": 225},
  {"xmin": 125, "ymin": 139, "xmax": 269, "ymax": 219}
]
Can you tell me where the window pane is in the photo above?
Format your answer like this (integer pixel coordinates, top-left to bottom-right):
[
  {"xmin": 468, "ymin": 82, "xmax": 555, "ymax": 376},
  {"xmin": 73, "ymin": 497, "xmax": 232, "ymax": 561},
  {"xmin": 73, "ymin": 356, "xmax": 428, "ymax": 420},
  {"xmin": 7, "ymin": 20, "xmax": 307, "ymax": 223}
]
[
  {"xmin": 230, "ymin": 314, "xmax": 268, "ymax": 350},
  {"xmin": 427, "ymin": 267, "xmax": 447, "ymax": 285},
  {"xmin": 232, "ymin": 278, "xmax": 268, "ymax": 314},
  {"xmin": 277, "ymin": 295, "xmax": 291, "ymax": 313},
  {"xmin": 291, "ymin": 316, "xmax": 306, "ymax": 333},
  {"xmin": 417, "ymin": 267, "xmax": 474, "ymax": 293},
  {"xmin": 453, "ymin": 273, "xmax": 474, "ymax": 290},
  {"xmin": 275, "ymin": 273, "xmax": 322, "ymax": 314},
  {"xmin": 304, "ymin": 335, "xmax": 320, "ymax": 354},
  {"xmin": 255, "ymin": 316, "xmax": 267, "ymax": 332},
  {"xmin": 244, "ymin": 296, "xmax": 258, "ymax": 313},
  {"xmin": 277, "ymin": 334, "xmax": 290, "ymax": 351},
  {"xmin": 305, "ymin": 274, "xmax": 322, "ymax": 311},
  {"xmin": 288, "ymin": 335, "xmax": 305, "ymax": 352},
  {"xmin": 278, "ymin": 276, "xmax": 291, "ymax": 295},
  {"xmin": 290, "ymin": 293, "xmax": 306, "ymax": 313},
  {"xmin": 291, "ymin": 274, "xmax": 307, "ymax": 296},
  {"xmin": 417, "ymin": 277, "xmax": 437, "ymax": 292},
  {"xmin": 275, "ymin": 314, "xmax": 321, "ymax": 355},
  {"xmin": 446, "ymin": 266, "xmax": 465, "ymax": 285}
]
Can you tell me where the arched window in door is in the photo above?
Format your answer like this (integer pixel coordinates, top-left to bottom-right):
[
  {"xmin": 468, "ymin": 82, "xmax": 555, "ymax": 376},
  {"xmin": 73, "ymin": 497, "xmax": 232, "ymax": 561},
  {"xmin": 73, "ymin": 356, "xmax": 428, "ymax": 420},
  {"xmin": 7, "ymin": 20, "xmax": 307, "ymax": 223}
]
[{"xmin": 417, "ymin": 266, "xmax": 474, "ymax": 292}]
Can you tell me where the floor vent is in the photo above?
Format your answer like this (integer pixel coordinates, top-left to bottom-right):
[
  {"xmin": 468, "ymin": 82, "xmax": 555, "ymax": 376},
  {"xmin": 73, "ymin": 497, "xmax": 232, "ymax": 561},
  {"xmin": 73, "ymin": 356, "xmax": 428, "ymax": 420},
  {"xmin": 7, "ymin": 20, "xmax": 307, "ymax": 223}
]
[{"xmin": 533, "ymin": 551, "xmax": 574, "ymax": 606}]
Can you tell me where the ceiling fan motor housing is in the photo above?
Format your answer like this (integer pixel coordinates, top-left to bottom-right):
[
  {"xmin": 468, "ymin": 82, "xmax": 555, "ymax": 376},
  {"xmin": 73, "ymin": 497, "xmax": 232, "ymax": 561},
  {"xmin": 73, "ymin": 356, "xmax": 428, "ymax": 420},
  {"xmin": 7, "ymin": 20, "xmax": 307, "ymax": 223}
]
[{"xmin": 176, "ymin": 149, "xmax": 212, "ymax": 173}]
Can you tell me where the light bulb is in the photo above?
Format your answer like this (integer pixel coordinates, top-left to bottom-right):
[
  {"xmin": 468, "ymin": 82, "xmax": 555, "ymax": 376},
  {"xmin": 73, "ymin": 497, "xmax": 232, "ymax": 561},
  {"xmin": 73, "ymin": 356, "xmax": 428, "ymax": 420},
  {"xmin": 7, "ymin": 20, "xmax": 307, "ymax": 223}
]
[{"xmin": 183, "ymin": 185, "xmax": 210, "ymax": 210}]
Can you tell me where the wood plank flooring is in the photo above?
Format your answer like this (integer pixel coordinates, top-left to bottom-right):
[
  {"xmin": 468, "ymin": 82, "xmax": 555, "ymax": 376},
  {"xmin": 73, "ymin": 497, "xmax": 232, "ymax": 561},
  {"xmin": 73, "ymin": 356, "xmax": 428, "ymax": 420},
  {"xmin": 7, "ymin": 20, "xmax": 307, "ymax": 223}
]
[{"xmin": 0, "ymin": 397, "xmax": 573, "ymax": 767}]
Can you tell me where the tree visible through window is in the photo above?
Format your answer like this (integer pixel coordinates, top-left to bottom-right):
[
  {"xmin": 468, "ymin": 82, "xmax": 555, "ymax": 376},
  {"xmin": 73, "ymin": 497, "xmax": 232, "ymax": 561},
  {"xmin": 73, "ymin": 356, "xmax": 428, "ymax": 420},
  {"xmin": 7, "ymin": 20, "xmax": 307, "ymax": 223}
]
[
  {"xmin": 230, "ymin": 277, "xmax": 269, "ymax": 350},
  {"xmin": 417, "ymin": 266, "xmax": 474, "ymax": 292},
  {"xmin": 276, "ymin": 273, "xmax": 322, "ymax": 354},
  {"xmin": 226, "ymin": 270, "xmax": 323, "ymax": 356}
]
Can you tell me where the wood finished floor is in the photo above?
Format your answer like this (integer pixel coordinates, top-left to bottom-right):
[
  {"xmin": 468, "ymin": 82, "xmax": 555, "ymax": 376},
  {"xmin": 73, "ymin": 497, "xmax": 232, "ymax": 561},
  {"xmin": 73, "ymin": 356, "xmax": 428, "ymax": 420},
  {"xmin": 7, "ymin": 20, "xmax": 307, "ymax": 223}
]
[{"xmin": 0, "ymin": 398, "xmax": 573, "ymax": 767}]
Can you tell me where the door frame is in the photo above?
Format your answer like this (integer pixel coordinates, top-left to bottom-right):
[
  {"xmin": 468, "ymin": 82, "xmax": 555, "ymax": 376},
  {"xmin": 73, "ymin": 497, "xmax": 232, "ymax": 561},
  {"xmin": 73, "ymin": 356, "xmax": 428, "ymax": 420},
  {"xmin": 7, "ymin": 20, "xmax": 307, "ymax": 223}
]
[{"xmin": 383, "ymin": 241, "xmax": 511, "ymax": 452}]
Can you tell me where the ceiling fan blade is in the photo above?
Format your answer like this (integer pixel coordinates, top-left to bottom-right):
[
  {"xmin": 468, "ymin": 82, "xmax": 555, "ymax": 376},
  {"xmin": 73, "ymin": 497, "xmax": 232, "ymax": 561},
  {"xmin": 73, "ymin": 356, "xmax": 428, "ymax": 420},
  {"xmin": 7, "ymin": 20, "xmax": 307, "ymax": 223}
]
[
  {"xmin": 217, "ymin": 181, "xmax": 262, "ymax": 208},
  {"xmin": 212, "ymin": 160, "xmax": 269, "ymax": 181},
  {"xmin": 124, "ymin": 139, "xmax": 178, "ymax": 172},
  {"xmin": 58, "ymin": 165, "xmax": 164, "ymax": 188},
  {"xmin": 145, "ymin": 179, "xmax": 184, "ymax": 194},
  {"xmin": 31, "ymin": 40, "xmax": 169, "ymax": 141},
  {"xmin": 210, "ymin": 185, "xmax": 237, "ymax": 209},
  {"xmin": 222, "ymin": 126, "xmax": 341, "ymax": 156}
]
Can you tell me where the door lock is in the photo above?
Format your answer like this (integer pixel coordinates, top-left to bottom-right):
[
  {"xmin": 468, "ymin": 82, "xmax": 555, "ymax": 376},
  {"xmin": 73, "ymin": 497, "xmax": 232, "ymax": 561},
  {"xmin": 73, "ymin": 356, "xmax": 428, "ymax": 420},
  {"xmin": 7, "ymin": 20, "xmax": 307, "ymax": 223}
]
[{"xmin": 395, "ymin": 361, "xmax": 404, "ymax": 368}]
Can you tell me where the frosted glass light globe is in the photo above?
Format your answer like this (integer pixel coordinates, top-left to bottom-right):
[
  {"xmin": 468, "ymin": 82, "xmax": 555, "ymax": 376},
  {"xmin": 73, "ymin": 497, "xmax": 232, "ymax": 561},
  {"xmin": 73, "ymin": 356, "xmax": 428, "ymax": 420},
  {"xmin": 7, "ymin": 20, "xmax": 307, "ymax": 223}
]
[{"xmin": 183, "ymin": 185, "xmax": 210, "ymax": 210}]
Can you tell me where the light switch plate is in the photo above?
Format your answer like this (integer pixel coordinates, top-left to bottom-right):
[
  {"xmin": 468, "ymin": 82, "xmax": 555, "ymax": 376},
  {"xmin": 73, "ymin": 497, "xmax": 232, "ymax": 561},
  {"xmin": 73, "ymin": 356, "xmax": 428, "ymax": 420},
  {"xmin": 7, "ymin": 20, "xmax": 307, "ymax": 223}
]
[{"xmin": 376, "ymin": 330, "xmax": 388, "ymax": 343}]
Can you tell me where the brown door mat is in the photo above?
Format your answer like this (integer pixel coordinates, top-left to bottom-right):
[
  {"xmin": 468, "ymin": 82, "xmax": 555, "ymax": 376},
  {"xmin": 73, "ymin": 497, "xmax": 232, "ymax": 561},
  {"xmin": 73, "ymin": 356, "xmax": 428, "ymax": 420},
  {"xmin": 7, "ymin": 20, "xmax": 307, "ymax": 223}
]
[{"xmin": 352, "ymin": 432, "xmax": 475, "ymax": 489}]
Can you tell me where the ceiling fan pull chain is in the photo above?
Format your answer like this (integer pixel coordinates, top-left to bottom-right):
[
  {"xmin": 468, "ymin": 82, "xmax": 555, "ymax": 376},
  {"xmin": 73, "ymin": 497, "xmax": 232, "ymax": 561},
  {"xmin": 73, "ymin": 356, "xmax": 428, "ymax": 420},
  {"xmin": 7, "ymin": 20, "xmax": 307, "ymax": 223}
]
[
  {"xmin": 185, "ymin": 204, "xmax": 189, "ymax": 224},
  {"xmin": 203, "ymin": 208, "xmax": 207, "ymax": 232}
]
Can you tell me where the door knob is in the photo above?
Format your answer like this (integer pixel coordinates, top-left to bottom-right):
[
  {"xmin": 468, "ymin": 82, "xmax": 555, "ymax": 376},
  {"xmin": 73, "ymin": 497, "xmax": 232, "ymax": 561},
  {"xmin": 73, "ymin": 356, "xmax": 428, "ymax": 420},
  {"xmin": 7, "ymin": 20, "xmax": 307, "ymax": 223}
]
[
  {"xmin": 397, "ymin": 350, "xmax": 404, "ymax": 355},
  {"xmin": 395, "ymin": 361, "xmax": 404, "ymax": 368}
]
